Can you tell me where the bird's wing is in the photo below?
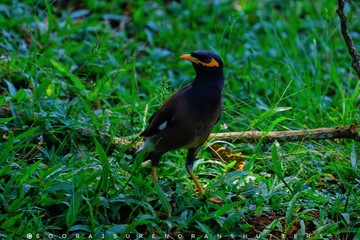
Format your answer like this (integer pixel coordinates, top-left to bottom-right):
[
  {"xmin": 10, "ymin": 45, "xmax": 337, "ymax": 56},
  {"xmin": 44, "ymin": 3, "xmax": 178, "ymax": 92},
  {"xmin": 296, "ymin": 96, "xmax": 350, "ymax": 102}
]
[
  {"xmin": 139, "ymin": 84, "xmax": 191, "ymax": 138},
  {"xmin": 139, "ymin": 106, "xmax": 174, "ymax": 137}
]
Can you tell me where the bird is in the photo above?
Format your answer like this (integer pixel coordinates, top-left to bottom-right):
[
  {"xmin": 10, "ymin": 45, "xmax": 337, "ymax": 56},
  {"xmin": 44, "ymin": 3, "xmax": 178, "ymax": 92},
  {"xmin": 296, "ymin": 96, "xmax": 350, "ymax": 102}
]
[{"xmin": 136, "ymin": 50, "xmax": 224, "ymax": 196}]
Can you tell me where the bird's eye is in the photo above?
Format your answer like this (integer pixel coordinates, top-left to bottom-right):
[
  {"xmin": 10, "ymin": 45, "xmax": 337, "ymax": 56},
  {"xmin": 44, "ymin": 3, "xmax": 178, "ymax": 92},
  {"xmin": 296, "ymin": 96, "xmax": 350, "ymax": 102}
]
[{"xmin": 204, "ymin": 57, "xmax": 212, "ymax": 63}]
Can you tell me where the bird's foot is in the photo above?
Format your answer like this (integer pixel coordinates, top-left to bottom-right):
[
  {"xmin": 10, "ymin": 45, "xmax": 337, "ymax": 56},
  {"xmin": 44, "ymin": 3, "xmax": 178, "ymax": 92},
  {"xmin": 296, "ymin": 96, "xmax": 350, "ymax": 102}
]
[{"xmin": 208, "ymin": 197, "xmax": 223, "ymax": 204}]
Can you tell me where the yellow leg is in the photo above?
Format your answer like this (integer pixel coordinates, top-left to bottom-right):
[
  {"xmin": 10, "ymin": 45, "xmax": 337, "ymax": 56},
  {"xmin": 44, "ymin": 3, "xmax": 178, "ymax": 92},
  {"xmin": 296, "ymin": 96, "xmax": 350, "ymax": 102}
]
[
  {"xmin": 152, "ymin": 166, "xmax": 158, "ymax": 181},
  {"xmin": 186, "ymin": 166, "xmax": 205, "ymax": 195}
]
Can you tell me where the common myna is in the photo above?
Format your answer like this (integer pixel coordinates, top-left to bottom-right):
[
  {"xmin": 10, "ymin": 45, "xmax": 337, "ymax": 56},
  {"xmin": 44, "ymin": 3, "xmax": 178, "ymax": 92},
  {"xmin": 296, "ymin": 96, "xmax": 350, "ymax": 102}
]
[{"xmin": 136, "ymin": 50, "xmax": 224, "ymax": 195}]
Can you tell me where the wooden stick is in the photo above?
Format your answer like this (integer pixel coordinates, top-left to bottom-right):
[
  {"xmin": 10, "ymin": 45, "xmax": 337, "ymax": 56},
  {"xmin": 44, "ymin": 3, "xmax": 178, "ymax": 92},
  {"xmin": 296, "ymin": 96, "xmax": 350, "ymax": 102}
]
[
  {"xmin": 337, "ymin": 0, "xmax": 360, "ymax": 79},
  {"xmin": 209, "ymin": 124, "xmax": 359, "ymax": 143}
]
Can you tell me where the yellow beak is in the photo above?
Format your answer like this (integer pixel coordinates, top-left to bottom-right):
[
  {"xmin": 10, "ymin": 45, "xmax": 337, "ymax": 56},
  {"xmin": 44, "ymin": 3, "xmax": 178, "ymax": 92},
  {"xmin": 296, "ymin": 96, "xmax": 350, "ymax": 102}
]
[{"xmin": 180, "ymin": 54, "xmax": 201, "ymax": 64}]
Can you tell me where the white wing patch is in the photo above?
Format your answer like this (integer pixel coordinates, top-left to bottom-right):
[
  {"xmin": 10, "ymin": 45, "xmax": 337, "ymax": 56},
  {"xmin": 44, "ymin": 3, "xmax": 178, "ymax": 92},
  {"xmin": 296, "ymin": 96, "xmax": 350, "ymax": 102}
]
[{"xmin": 158, "ymin": 121, "xmax": 167, "ymax": 131}]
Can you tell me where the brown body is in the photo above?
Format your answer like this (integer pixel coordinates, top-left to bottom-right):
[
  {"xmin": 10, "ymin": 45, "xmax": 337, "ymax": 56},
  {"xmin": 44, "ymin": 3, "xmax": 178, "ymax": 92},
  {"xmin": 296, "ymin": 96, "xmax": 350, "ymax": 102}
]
[{"xmin": 136, "ymin": 50, "xmax": 224, "ymax": 195}]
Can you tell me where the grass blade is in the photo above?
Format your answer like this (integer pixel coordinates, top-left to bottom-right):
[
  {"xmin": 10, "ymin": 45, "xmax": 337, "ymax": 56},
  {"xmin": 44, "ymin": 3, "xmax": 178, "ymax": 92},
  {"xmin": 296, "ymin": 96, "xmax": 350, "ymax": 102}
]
[
  {"xmin": 66, "ymin": 188, "xmax": 83, "ymax": 228},
  {"xmin": 153, "ymin": 182, "xmax": 172, "ymax": 215},
  {"xmin": 50, "ymin": 59, "xmax": 86, "ymax": 94},
  {"xmin": 271, "ymin": 141, "xmax": 283, "ymax": 178},
  {"xmin": 196, "ymin": 220, "xmax": 214, "ymax": 236},
  {"xmin": 95, "ymin": 138, "xmax": 111, "ymax": 189},
  {"xmin": 0, "ymin": 213, "xmax": 24, "ymax": 229},
  {"xmin": 19, "ymin": 160, "xmax": 41, "ymax": 185},
  {"xmin": 285, "ymin": 192, "xmax": 300, "ymax": 227}
]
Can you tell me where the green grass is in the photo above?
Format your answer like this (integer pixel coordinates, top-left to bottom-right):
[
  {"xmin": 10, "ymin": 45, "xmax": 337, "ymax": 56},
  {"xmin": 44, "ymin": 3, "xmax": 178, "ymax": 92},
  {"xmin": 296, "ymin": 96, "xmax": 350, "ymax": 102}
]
[{"xmin": 0, "ymin": 0, "xmax": 359, "ymax": 239}]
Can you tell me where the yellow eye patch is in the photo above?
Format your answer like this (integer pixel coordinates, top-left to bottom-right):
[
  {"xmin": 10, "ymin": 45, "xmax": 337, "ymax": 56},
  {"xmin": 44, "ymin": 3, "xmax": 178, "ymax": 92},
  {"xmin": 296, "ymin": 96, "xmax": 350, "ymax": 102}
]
[{"xmin": 201, "ymin": 58, "xmax": 219, "ymax": 67}]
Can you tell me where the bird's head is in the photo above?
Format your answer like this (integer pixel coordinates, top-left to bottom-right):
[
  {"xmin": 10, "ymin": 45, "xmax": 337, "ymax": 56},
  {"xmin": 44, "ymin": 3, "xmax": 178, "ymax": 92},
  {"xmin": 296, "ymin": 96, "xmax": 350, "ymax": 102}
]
[
  {"xmin": 181, "ymin": 50, "xmax": 223, "ymax": 73},
  {"xmin": 180, "ymin": 50, "xmax": 224, "ymax": 87}
]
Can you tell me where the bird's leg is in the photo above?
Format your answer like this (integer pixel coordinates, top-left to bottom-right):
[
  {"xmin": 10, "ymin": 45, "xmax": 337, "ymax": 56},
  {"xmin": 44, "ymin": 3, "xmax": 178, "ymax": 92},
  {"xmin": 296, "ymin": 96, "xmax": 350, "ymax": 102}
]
[
  {"xmin": 186, "ymin": 148, "xmax": 205, "ymax": 195},
  {"xmin": 150, "ymin": 151, "xmax": 163, "ymax": 182},
  {"xmin": 152, "ymin": 167, "xmax": 158, "ymax": 181}
]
